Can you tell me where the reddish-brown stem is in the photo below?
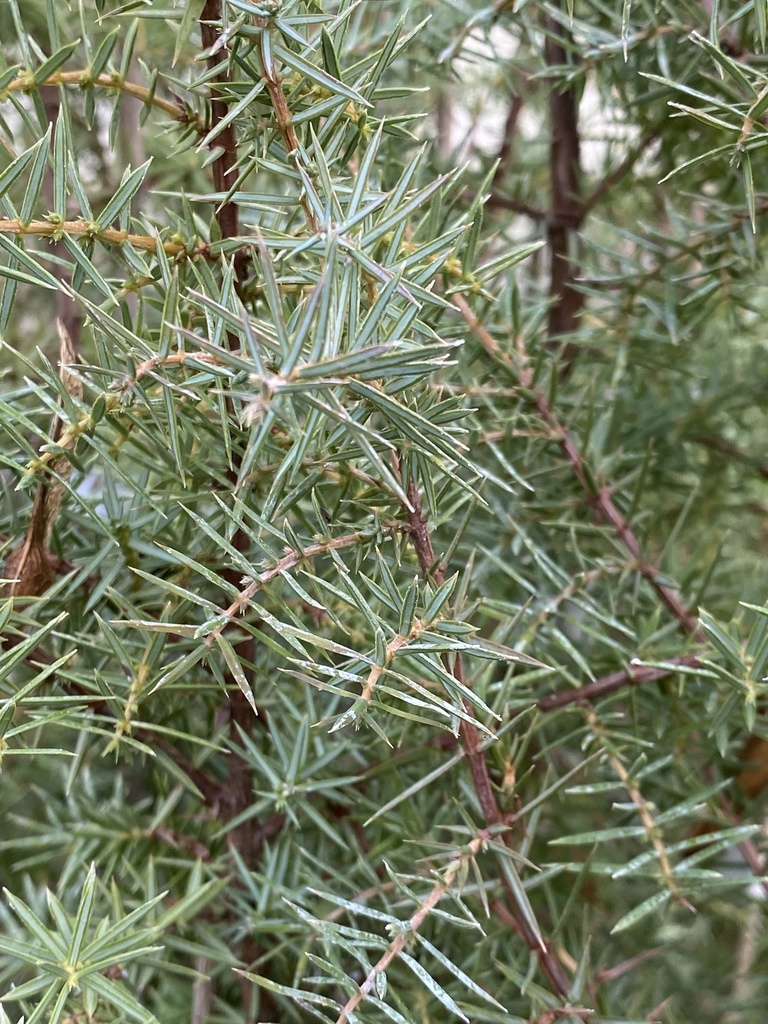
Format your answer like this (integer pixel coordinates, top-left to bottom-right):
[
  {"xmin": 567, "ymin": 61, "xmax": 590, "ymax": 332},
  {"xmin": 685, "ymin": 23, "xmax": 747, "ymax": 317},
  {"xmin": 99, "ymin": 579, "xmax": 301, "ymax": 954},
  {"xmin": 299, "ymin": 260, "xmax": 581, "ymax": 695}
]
[
  {"xmin": 404, "ymin": 476, "xmax": 443, "ymax": 583},
  {"xmin": 458, "ymin": 282, "xmax": 768, "ymax": 909},
  {"xmin": 580, "ymin": 125, "xmax": 662, "ymax": 216},
  {"xmin": 152, "ymin": 826, "xmax": 212, "ymax": 861},
  {"xmin": 529, "ymin": 392, "xmax": 704, "ymax": 639},
  {"xmin": 492, "ymin": 93, "xmax": 525, "ymax": 188},
  {"xmin": 692, "ymin": 433, "xmax": 768, "ymax": 480},
  {"xmin": 200, "ymin": 1, "xmax": 242, "ymax": 253},
  {"xmin": 716, "ymin": 791, "xmax": 768, "ymax": 897},
  {"xmin": 398, "ymin": 460, "xmax": 572, "ymax": 998},
  {"xmin": 544, "ymin": 7, "xmax": 584, "ymax": 344},
  {"xmin": 485, "ymin": 193, "xmax": 547, "ymax": 219},
  {"xmin": 198, "ymin": 0, "xmax": 257, "ymax": 843},
  {"xmin": 333, "ymin": 834, "xmax": 494, "ymax": 1024},
  {"xmin": 196, "ymin": 9, "xmax": 277, "ymax": 1013},
  {"xmin": 261, "ymin": 65, "xmax": 320, "ymax": 233},
  {"xmin": 454, "ymin": 292, "xmax": 705, "ymax": 647},
  {"xmin": 537, "ymin": 656, "xmax": 704, "ymax": 712},
  {"xmin": 204, "ymin": 526, "xmax": 401, "ymax": 646}
]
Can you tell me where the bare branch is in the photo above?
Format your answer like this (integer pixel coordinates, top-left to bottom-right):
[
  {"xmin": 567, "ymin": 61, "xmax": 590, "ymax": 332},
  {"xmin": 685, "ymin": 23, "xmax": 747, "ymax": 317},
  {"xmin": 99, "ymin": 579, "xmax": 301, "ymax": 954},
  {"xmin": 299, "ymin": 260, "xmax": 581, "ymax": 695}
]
[
  {"xmin": 200, "ymin": 1, "xmax": 242, "ymax": 252},
  {"xmin": 544, "ymin": 7, "xmax": 584, "ymax": 344},
  {"xmin": 492, "ymin": 94, "xmax": 525, "ymax": 188},
  {"xmin": 580, "ymin": 124, "xmax": 663, "ymax": 216},
  {"xmin": 537, "ymin": 656, "xmax": 703, "ymax": 712}
]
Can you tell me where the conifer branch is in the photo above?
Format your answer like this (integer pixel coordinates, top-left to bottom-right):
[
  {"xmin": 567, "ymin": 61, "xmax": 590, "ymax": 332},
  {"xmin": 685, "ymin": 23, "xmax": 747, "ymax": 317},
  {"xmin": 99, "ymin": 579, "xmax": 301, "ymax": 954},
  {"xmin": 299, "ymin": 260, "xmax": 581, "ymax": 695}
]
[
  {"xmin": 1, "ymin": 71, "xmax": 204, "ymax": 130},
  {"xmin": 453, "ymin": 292, "xmax": 704, "ymax": 642},
  {"xmin": 333, "ymin": 833, "xmax": 489, "ymax": 1024},
  {"xmin": 0, "ymin": 218, "xmax": 202, "ymax": 256},
  {"xmin": 396, "ymin": 456, "xmax": 573, "ymax": 997}
]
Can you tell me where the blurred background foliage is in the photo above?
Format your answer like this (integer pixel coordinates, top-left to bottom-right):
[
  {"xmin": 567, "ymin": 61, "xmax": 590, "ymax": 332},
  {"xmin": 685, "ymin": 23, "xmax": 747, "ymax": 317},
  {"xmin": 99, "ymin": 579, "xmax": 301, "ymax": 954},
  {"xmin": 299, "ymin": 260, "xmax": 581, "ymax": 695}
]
[{"xmin": 2, "ymin": 1, "xmax": 768, "ymax": 1023}]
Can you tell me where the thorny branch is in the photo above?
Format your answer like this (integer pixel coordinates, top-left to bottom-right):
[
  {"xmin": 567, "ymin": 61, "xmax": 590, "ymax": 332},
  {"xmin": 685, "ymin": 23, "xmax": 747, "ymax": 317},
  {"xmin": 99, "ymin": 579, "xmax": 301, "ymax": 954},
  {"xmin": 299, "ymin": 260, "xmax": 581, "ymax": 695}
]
[
  {"xmin": 196, "ymin": 6, "xmax": 277, "ymax": 1012},
  {"xmin": 536, "ymin": 655, "xmax": 703, "ymax": 711},
  {"xmin": 0, "ymin": 218, "xmax": 204, "ymax": 256},
  {"xmin": 3, "ymin": 321, "xmax": 81, "ymax": 597},
  {"xmin": 395, "ymin": 454, "xmax": 573, "ymax": 998},
  {"xmin": 254, "ymin": 19, "xmax": 321, "ymax": 234},
  {"xmin": 1, "ymin": 70, "xmax": 204, "ymax": 131},
  {"xmin": 580, "ymin": 124, "xmax": 663, "ymax": 215},
  {"xmin": 330, "ymin": 833, "xmax": 588, "ymax": 1024},
  {"xmin": 586, "ymin": 707, "xmax": 692, "ymax": 908},
  {"xmin": 203, "ymin": 525, "xmax": 404, "ymax": 647},
  {"xmin": 455, "ymin": 268, "xmax": 768, "ymax": 905},
  {"xmin": 3, "ymin": 89, "xmax": 85, "ymax": 597},
  {"xmin": 332, "ymin": 834, "xmax": 487, "ymax": 1024},
  {"xmin": 453, "ymin": 292, "xmax": 704, "ymax": 642}
]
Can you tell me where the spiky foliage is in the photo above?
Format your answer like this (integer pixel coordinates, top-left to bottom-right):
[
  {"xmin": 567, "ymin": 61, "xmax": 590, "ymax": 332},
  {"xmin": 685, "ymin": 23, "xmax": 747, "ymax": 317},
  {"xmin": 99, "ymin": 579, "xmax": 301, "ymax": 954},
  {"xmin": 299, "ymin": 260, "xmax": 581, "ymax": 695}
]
[{"xmin": 2, "ymin": 2, "xmax": 768, "ymax": 1023}]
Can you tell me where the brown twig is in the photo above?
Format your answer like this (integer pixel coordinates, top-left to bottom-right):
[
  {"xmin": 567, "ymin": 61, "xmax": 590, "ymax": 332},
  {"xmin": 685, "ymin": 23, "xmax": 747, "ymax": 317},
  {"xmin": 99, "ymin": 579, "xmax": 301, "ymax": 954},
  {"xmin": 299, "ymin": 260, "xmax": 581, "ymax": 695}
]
[
  {"xmin": 580, "ymin": 124, "xmax": 663, "ymax": 216},
  {"xmin": 3, "ymin": 321, "xmax": 82, "ymax": 597},
  {"xmin": 455, "ymin": 229, "xmax": 768, "ymax": 935},
  {"xmin": 258, "ymin": 41, "xmax": 320, "ymax": 234},
  {"xmin": 202, "ymin": 525, "xmax": 402, "ymax": 647},
  {"xmin": 594, "ymin": 946, "xmax": 665, "ymax": 986},
  {"xmin": 332, "ymin": 834, "xmax": 490, "ymax": 1024},
  {"xmin": 483, "ymin": 192, "xmax": 547, "ymax": 221},
  {"xmin": 152, "ymin": 826, "xmax": 212, "ymax": 861},
  {"xmin": 691, "ymin": 434, "xmax": 768, "ymax": 480},
  {"xmin": 523, "ymin": 386, "xmax": 703, "ymax": 639},
  {"xmin": 396, "ymin": 456, "xmax": 572, "ymax": 998},
  {"xmin": 435, "ymin": 90, "xmax": 454, "ymax": 161},
  {"xmin": 453, "ymin": 291, "xmax": 705, "ymax": 644},
  {"xmin": 586, "ymin": 707, "xmax": 692, "ymax": 908},
  {"xmin": 0, "ymin": 218, "xmax": 202, "ymax": 256},
  {"xmin": 196, "ymin": 8, "xmax": 275, "ymax": 1013},
  {"xmin": 200, "ymin": 1, "xmax": 243, "ymax": 255},
  {"xmin": 716, "ymin": 790, "xmax": 768, "ymax": 898},
  {"xmin": 537, "ymin": 656, "xmax": 703, "ymax": 712},
  {"xmin": 493, "ymin": 94, "xmax": 525, "ymax": 188},
  {"xmin": 1, "ymin": 71, "xmax": 204, "ymax": 131},
  {"xmin": 544, "ymin": 6, "xmax": 584, "ymax": 346}
]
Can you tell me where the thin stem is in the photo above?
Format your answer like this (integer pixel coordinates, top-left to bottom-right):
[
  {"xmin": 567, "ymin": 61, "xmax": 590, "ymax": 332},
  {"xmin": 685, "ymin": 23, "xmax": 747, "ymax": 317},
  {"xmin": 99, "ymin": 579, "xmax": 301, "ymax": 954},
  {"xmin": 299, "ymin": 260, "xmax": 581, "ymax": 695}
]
[
  {"xmin": 4, "ymin": 321, "xmax": 80, "ymax": 597},
  {"xmin": 492, "ymin": 93, "xmax": 525, "ymax": 188},
  {"xmin": 692, "ymin": 434, "xmax": 768, "ymax": 480},
  {"xmin": 453, "ymin": 292, "xmax": 705, "ymax": 643},
  {"xmin": 203, "ymin": 525, "xmax": 403, "ymax": 646},
  {"xmin": 586, "ymin": 708, "xmax": 690, "ymax": 907},
  {"xmin": 396, "ymin": 454, "xmax": 572, "ymax": 998},
  {"xmin": 334, "ymin": 834, "xmax": 488, "ymax": 1024},
  {"xmin": 200, "ymin": 0, "xmax": 242, "ymax": 246},
  {"xmin": 580, "ymin": 124, "xmax": 663, "ymax": 216},
  {"xmin": 257, "ymin": 31, "xmax": 320, "ymax": 234},
  {"xmin": 484, "ymin": 193, "xmax": 547, "ymax": 220},
  {"xmin": 544, "ymin": 5, "xmax": 584, "ymax": 345},
  {"xmin": 0, "ymin": 218, "xmax": 199, "ymax": 256},
  {"xmin": 2, "ymin": 70, "xmax": 203, "ymax": 130},
  {"xmin": 537, "ymin": 656, "xmax": 703, "ymax": 712}
]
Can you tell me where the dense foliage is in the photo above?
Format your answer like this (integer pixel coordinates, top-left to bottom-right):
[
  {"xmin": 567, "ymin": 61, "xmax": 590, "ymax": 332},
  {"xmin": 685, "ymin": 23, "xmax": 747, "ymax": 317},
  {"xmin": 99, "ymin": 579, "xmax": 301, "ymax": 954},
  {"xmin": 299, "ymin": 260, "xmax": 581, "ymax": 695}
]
[{"xmin": 3, "ymin": 1, "xmax": 768, "ymax": 1022}]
